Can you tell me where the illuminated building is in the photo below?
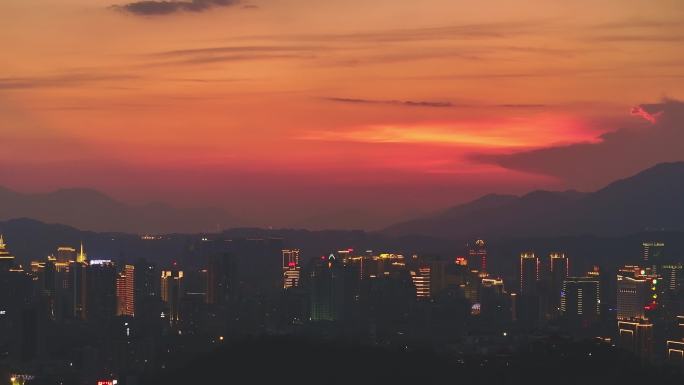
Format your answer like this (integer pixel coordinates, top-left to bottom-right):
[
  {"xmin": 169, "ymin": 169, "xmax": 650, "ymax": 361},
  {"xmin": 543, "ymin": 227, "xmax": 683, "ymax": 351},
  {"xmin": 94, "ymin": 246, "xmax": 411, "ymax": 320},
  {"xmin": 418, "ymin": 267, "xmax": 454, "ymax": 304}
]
[
  {"xmin": 660, "ymin": 263, "xmax": 683, "ymax": 292},
  {"xmin": 616, "ymin": 273, "xmax": 651, "ymax": 320},
  {"xmin": 642, "ymin": 241, "xmax": 665, "ymax": 264},
  {"xmin": 161, "ymin": 269, "xmax": 183, "ymax": 325},
  {"xmin": 560, "ymin": 276, "xmax": 600, "ymax": 327},
  {"xmin": 56, "ymin": 246, "xmax": 77, "ymax": 263},
  {"xmin": 618, "ymin": 320, "xmax": 653, "ymax": 362},
  {"xmin": 117, "ymin": 264, "xmax": 135, "ymax": 317},
  {"xmin": 411, "ymin": 265, "xmax": 431, "ymax": 299},
  {"xmin": 0, "ymin": 235, "xmax": 17, "ymax": 271},
  {"xmin": 76, "ymin": 242, "xmax": 87, "ymax": 263},
  {"xmin": 519, "ymin": 252, "xmax": 539, "ymax": 295},
  {"xmin": 87, "ymin": 260, "xmax": 117, "ymax": 321},
  {"xmin": 549, "ymin": 252, "xmax": 568, "ymax": 303},
  {"xmin": 68, "ymin": 244, "xmax": 88, "ymax": 320},
  {"xmin": 480, "ymin": 278, "xmax": 508, "ymax": 321},
  {"xmin": 282, "ymin": 249, "xmax": 301, "ymax": 289},
  {"xmin": 309, "ymin": 254, "xmax": 346, "ymax": 321},
  {"xmin": 667, "ymin": 340, "xmax": 684, "ymax": 367},
  {"xmin": 468, "ymin": 239, "xmax": 487, "ymax": 273}
]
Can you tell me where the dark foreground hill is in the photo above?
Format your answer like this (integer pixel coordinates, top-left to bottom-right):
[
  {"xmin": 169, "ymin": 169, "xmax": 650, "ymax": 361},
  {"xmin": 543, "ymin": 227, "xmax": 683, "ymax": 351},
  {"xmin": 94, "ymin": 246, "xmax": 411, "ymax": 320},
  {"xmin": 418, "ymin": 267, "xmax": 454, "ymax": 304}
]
[{"xmin": 143, "ymin": 336, "xmax": 683, "ymax": 385}]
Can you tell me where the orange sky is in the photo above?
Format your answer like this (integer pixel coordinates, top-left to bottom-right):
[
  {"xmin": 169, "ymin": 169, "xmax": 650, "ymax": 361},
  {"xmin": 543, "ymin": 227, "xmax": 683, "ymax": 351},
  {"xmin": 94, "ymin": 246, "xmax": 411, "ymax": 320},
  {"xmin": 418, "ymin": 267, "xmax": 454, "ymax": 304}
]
[{"xmin": 1, "ymin": 0, "xmax": 683, "ymax": 229}]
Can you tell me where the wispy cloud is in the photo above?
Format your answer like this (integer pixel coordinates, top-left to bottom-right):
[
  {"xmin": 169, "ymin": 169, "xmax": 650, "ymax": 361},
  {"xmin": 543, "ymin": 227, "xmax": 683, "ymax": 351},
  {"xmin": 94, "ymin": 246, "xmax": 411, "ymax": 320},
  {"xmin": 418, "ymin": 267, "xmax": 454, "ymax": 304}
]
[
  {"xmin": 0, "ymin": 73, "xmax": 138, "ymax": 90},
  {"xmin": 323, "ymin": 97, "xmax": 547, "ymax": 109},
  {"xmin": 113, "ymin": 0, "xmax": 239, "ymax": 16},
  {"xmin": 475, "ymin": 99, "xmax": 684, "ymax": 189}
]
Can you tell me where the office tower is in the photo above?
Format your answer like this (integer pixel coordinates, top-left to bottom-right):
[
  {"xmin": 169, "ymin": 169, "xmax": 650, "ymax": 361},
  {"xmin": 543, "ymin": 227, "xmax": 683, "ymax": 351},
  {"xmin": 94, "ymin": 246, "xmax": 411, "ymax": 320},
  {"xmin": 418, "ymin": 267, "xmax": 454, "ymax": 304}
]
[
  {"xmin": 87, "ymin": 260, "xmax": 117, "ymax": 321},
  {"xmin": 206, "ymin": 252, "xmax": 236, "ymax": 305},
  {"xmin": 309, "ymin": 254, "xmax": 346, "ymax": 322},
  {"xmin": 56, "ymin": 246, "xmax": 77, "ymax": 263},
  {"xmin": 468, "ymin": 239, "xmax": 487, "ymax": 273},
  {"xmin": 68, "ymin": 261, "xmax": 87, "ymax": 320},
  {"xmin": 0, "ymin": 235, "xmax": 16, "ymax": 271},
  {"xmin": 519, "ymin": 252, "xmax": 539, "ymax": 295},
  {"xmin": 661, "ymin": 263, "xmax": 683, "ymax": 292},
  {"xmin": 480, "ymin": 278, "xmax": 508, "ymax": 321},
  {"xmin": 560, "ymin": 276, "xmax": 600, "ymax": 327},
  {"xmin": 134, "ymin": 258, "xmax": 158, "ymax": 302},
  {"xmin": 282, "ymin": 249, "xmax": 301, "ymax": 289},
  {"xmin": 642, "ymin": 241, "xmax": 665, "ymax": 265},
  {"xmin": 617, "ymin": 273, "xmax": 651, "ymax": 320},
  {"xmin": 117, "ymin": 264, "xmax": 135, "ymax": 317},
  {"xmin": 618, "ymin": 320, "xmax": 653, "ymax": 362},
  {"xmin": 666, "ymin": 340, "xmax": 684, "ymax": 367},
  {"xmin": 161, "ymin": 270, "xmax": 183, "ymax": 325},
  {"xmin": 410, "ymin": 264, "xmax": 431, "ymax": 299},
  {"xmin": 549, "ymin": 252, "xmax": 569, "ymax": 315}
]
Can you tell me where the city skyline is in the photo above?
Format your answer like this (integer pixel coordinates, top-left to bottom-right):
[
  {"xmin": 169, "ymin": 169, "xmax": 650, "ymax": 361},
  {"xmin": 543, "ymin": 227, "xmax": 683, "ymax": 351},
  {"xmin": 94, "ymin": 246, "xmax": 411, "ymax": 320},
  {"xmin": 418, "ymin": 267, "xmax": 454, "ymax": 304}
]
[{"xmin": 2, "ymin": 1, "xmax": 684, "ymax": 228}]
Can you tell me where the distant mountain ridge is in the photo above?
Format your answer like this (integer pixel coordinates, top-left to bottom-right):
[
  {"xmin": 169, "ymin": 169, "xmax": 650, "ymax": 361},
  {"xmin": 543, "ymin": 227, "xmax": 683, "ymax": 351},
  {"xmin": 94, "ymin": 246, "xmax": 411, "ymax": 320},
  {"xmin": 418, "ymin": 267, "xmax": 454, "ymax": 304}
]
[
  {"xmin": 0, "ymin": 187, "xmax": 242, "ymax": 234},
  {"xmin": 383, "ymin": 162, "xmax": 684, "ymax": 239}
]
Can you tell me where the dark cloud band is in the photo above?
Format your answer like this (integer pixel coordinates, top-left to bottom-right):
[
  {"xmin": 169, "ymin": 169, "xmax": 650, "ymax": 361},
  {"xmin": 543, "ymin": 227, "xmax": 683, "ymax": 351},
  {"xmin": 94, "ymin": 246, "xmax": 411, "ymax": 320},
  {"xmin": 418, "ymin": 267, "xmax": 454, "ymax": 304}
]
[{"xmin": 114, "ymin": 0, "xmax": 239, "ymax": 16}]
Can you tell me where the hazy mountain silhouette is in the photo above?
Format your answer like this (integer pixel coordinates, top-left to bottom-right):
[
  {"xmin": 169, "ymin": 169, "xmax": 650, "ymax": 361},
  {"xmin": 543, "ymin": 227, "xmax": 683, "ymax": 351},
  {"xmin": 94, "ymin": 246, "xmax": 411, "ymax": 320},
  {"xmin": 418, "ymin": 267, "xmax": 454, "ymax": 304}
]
[
  {"xmin": 384, "ymin": 162, "xmax": 684, "ymax": 239},
  {"xmin": 0, "ymin": 187, "xmax": 242, "ymax": 233}
]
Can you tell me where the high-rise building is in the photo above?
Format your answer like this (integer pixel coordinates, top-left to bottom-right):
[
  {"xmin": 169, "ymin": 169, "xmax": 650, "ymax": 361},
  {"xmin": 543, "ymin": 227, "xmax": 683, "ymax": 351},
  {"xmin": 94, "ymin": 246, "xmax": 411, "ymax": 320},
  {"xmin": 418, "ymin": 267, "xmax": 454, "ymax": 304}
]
[
  {"xmin": 87, "ymin": 260, "xmax": 117, "ymax": 321},
  {"xmin": 549, "ymin": 252, "xmax": 569, "ymax": 315},
  {"xmin": 56, "ymin": 246, "xmax": 77, "ymax": 263},
  {"xmin": 0, "ymin": 235, "xmax": 16, "ymax": 271},
  {"xmin": 411, "ymin": 265, "xmax": 431, "ymax": 299},
  {"xmin": 618, "ymin": 320, "xmax": 653, "ymax": 362},
  {"xmin": 661, "ymin": 263, "xmax": 683, "ymax": 292},
  {"xmin": 560, "ymin": 276, "xmax": 600, "ymax": 327},
  {"xmin": 134, "ymin": 258, "xmax": 158, "ymax": 302},
  {"xmin": 116, "ymin": 264, "xmax": 135, "ymax": 317},
  {"xmin": 616, "ymin": 274, "xmax": 651, "ymax": 320},
  {"xmin": 642, "ymin": 241, "xmax": 665, "ymax": 266},
  {"xmin": 282, "ymin": 249, "xmax": 301, "ymax": 289},
  {"xmin": 206, "ymin": 252, "xmax": 236, "ymax": 305},
  {"xmin": 468, "ymin": 239, "xmax": 487, "ymax": 273},
  {"xmin": 161, "ymin": 269, "xmax": 183, "ymax": 325},
  {"xmin": 68, "ymin": 260, "xmax": 87, "ymax": 320},
  {"xmin": 309, "ymin": 254, "xmax": 346, "ymax": 322},
  {"xmin": 519, "ymin": 252, "xmax": 539, "ymax": 295}
]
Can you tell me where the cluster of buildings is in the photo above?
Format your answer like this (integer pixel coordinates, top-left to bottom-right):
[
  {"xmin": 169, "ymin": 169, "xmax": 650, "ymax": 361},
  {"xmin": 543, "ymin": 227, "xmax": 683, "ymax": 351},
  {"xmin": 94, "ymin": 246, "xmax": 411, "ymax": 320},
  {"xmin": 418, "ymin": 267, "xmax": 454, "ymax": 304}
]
[{"xmin": 0, "ymin": 234, "xmax": 683, "ymax": 384}]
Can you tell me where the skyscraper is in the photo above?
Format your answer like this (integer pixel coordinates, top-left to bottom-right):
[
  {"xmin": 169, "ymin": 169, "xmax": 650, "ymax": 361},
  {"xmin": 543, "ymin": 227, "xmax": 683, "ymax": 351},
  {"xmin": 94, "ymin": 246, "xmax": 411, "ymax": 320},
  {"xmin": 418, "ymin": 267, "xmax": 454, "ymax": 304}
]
[
  {"xmin": 87, "ymin": 260, "xmax": 117, "ymax": 321},
  {"xmin": 309, "ymin": 254, "xmax": 346, "ymax": 322},
  {"xmin": 206, "ymin": 252, "xmax": 236, "ymax": 306},
  {"xmin": 642, "ymin": 241, "xmax": 665, "ymax": 265},
  {"xmin": 549, "ymin": 252, "xmax": 569, "ymax": 315},
  {"xmin": 410, "ymin": 265, "xmax": 431, "ymax": 299},
  {"xmin": 56, "ymin": 246, "xmax": 77, "ymax": 263},
  {"xmin": 282, "ymin": 249, "xmax": 301, "ymax": 289},
  {"xmin": 560, "ymin": 276, "xmax": 600, "ymax": 327},
  {"xmin": 68, "ymin": 261, "xmax": 87, "ymax": 320},
  {"xmin": 161, "ymin": 269, "xmax": 183, "ymax": 325},
  {"xmin": 519, "ymin": 252, "xmax": 539, "ymax": 295},
  {"xmin": 468, "ymin": 239, "xmax": 487, "ymax": 273},
  {"xmin": 616, "ymin": 273, "xmax": 650, "ymax": 320},
  {"xmin": 116, "ymin": 264, "xmax": 135, "ymax": 317},
  {"xmin": 0, "ymin": 235, "xmax": 16, "ymax": 271},
  {"xmin": 618, "ymin": 320, "xmax": 653, "ymax": 362}
]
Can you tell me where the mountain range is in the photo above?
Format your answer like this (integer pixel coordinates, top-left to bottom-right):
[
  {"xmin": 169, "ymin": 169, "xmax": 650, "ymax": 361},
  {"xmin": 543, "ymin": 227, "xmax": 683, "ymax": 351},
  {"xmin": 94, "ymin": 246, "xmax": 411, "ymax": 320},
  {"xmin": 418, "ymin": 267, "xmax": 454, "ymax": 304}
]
[
  {"xmin": 0, "ymin": 162, "xmax": 682, "ymax": 237},
  {"xmin": 383, "ymin": 162, "xmax": 684, "ymax": 239},
  {"xmin": 0, "ymin": 187, "xmax": 241, "ymax": 234}
]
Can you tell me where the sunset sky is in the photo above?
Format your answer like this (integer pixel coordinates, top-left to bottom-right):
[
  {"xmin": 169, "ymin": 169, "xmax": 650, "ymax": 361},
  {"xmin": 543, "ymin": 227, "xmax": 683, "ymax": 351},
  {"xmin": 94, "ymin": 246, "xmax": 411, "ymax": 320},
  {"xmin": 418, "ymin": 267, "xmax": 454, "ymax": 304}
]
[{"xmin": 1, "ymin": 0, "xmax": 684, "ymax": 229}]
